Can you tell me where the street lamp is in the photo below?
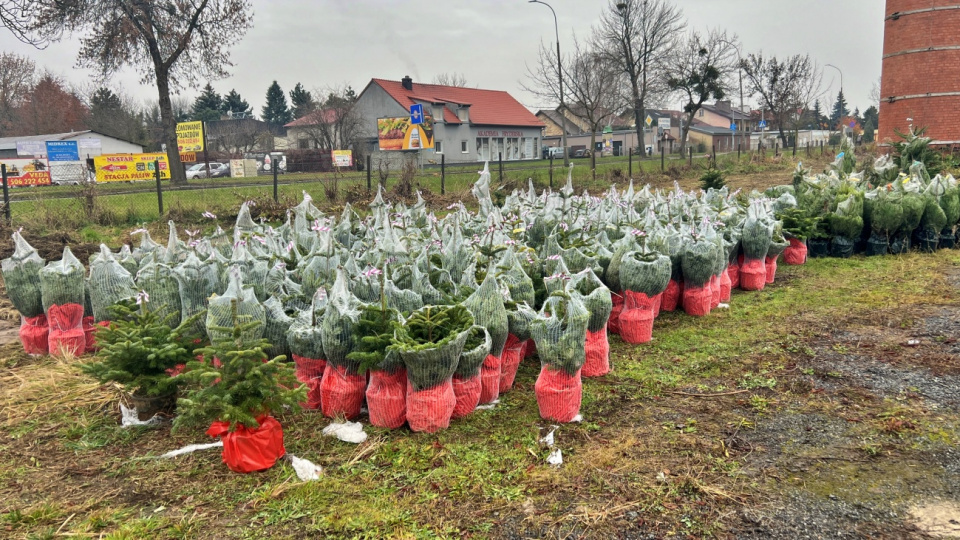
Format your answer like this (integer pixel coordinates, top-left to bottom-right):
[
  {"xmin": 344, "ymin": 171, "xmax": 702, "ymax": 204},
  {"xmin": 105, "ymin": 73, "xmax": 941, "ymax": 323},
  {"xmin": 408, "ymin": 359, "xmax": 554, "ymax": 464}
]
[
  {"xmin": 825, "ymin": 63, "xmax": 843, "ymax": 134},
  {"xmin": 718, "ymin": 38, "xmax": 745, "ymax": 152},
  {"xmin": 529, "ymin": 0, "xmax": 569, "ymax": 166}
]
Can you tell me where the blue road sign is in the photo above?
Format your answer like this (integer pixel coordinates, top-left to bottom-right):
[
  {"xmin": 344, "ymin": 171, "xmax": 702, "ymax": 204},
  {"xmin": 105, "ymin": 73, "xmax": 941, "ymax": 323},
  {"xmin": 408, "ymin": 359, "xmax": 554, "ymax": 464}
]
[
  {"xmin": 45, "ymin": 140, "xmax": 80, "ymax": 161},
  {"xmin": 410, "ymin": 103, "xmax": 424, "ymax": 125},
  {"xmin": 730, "ymin": 123, "xmax": 737, "ymax": 131},
  {"xmin": 758, "ymin": 120, "xmax": 767, "ymax": 128}
]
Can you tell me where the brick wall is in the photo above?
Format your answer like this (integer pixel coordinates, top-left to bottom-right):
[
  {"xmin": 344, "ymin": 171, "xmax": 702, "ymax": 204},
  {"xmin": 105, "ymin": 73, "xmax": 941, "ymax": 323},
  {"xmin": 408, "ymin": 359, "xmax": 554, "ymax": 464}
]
[{"xmin": 878, "ymin": 0, "xmax": 960, "ymax": 145}]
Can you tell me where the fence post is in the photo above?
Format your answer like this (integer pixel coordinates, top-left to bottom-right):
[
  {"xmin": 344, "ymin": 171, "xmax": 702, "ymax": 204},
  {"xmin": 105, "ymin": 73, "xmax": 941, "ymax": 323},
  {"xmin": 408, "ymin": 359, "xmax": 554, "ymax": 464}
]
[
  {"xmin": 1, "ymin": 164, "xmax": 9, "ymax": 225},
  {"xmin": 738, "ymin": 143, "xmax": 741, "ymax": 161},
  {"xmin": 440, "ymin": 153, "xmax": 445, "ymax": 195},
  {"xmin": 689, "ymin": 146, "xmax": 693, "ymax": 167},
  {"xmin": 498, "ymin": 152, "xmax": 503, "ymax": 183},
  {"xmin": 154, "ymin": 160, "xmax": 163, "ymax": 216},
  {"xmin": 660, "ymin": 144, "xmax": 665, "ymax": 172},
  {"xmin": 628, "ymin": 146, "xmax": 632, "ymax": 178},
  {"xmin": 711, "ymin": 145, "xmax": 716, "ymax": 166},
  {"xmin": 549, "ymin": 154, "xmax": 554, "ymax": 189},
  {"xmin": 792, "ymin": 140, "xmax": 797, "ymax": 157},
  {"xmin": 366, "ymin": 155, "xmax": 371, "ymax": 191},
  {"xmin": 272, "ymin": 157, "xmax": 279, "ymax": 202},
  {"xmin": 775, "ymin": 142, "xmax": 779, "ymax": 157}
]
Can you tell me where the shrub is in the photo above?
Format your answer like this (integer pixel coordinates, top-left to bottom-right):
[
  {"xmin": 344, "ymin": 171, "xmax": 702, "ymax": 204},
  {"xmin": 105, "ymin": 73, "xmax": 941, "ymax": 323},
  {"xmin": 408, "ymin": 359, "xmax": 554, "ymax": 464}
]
[{"xmin": 699, "ymin": 167, "xmax": 725, "ymax": 191}]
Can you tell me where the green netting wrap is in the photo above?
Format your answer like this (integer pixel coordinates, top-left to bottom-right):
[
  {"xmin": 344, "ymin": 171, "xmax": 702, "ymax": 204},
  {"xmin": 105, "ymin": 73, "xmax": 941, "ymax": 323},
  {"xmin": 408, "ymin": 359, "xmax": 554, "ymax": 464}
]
[
  {"xmin": 205, "ymin": 269, "xmax": 265, "ymax": 343},
  {"xmin": 680, "ymin": 234, "xmax": 718, "ymax": 287},
  {"xmin": 384, "ymin": 277, "xmax": 423, "ymax": 314},
  {"xmin": 352, "ymin": 267, "xmax": 381, "ymax": 303},
  {"xmin": 118, "ymin": 245, "xmax": 138, "ymax": 276},
  {"xmin": 392, "ymin": 305, "xmax": 473, "ymax": 391},
  {"xmin": 454, "ymin": 325, "xmax": 491, "ymax": 378},
  {"xmin": 89, "ymin": 244, "xmax": 136, "ymax": 322},
  {"xmin": 320, "ymin": 269, "xmax": 363, "ymax": 372},
  {"xmin": 900, "ymin": 192, "xmax": 924, "ymax": 233},
  {"xmin": 132, "ymin": 230, "xmax": 164, "ymax": 263},
  {"xmin": 287, "ymin": 309, "xmax": 325, "ymax": 360},
  {"xmin": 604, "ymin": 236, "xmax": 636, "ymax": 293},
  {"xmin": 530, "ymin": 293, "xmax": 589, "ymax": 376},
  {"xmin": 871, "ymin": 190, "xmax": 904, "ymax": 236},
  {"xmin": 828, "ymin": 191, "xmax": 865, "ymax": 239},
  {"xmin": 544, "ymin": 257, "xmax": 571, "ymax": 295},
  {"xmin": 920, "ymin": 192, "xmax": 948, "ymax": 233},
  {"xmin": 506, "ymin": 302, "xmax": 538, "ymax": 341},
  {"xmin": 412, "ymin": 265, "xmax": 443, "ymax": 306},
  {"xmin": 135, "ymin": 256, "xmax": 182, "ymax": 326},
  {"xmin": 495, "ymin": 249, "xmax": 535, "ymax": 306},
  {"xmin": 741, "ymin": 204, "xmax": 774, "ymax": 260},
  {"xmin": 2, "ymin": 232, "xmax": 44, "ymax": 317},
  {"xmin": 572, "ymin": 269, "xmax": 612, "ymax": 333},
  {"xmin": 768, "ymin": 225, "xmax": 790, "ymax": 259},
  {"xmin": 173, "ymin": 253, "xmax": 209, "ymax": 336},
  {"xmin": 619, "ymin": 250, "xmax": 671, "ymax": 297},
  {"xmin": 39, "ymin": 246, "xmax": 85, "ymax": 311},
  {"xmin": 462, "ymin": 272, "xmax": 509, "ymax": 358},
  {"xmin": 940, "ymin": 186, "xmax": 960, "ymax": 231},
  {"xmin": 262, "ymin": 296, "xmax": 294, "ymax": 358}
]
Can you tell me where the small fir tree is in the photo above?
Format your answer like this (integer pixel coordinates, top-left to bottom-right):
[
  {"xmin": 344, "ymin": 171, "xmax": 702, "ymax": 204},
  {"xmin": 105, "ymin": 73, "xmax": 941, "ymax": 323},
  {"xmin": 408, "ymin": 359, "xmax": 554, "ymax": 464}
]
[
  {"xmin": 261, "ymin": 80, "xmax": 292, "ymax": 125},
  {"xmin": 221, "ymin": 89, "xmax": 252, "ymax": 118},
  {"xmin": 289, "ymin": 82, "xmax": 315, "ymax": 120},
  {"xmin": 175, "ymin": 302, "xmax": 305, "ymax": 431},
  {"xmin": 191, "ymin": 83, "xmax": 223, "ymax": 123}
]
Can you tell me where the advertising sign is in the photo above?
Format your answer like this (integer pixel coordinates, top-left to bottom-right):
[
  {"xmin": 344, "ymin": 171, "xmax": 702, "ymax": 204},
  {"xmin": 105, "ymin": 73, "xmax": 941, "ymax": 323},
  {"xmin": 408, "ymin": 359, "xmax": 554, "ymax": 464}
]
[
  {"xmin": 180, "ymin": 152, "xmax": 197, "ymax": 163},
  {"xmin": 331, "ymin": 150, "xmax": 353, "ymax": 168},
  {"xmin": 176, "ymin": 121, "xmax": 204, "ymax": 152},
  {"xmin": 0, "ymin": 158, "xmax": 51, "ymax": 186},
  {"xmin": 657, "ymin": 117, "xmax": 671, "ymax": 130},
  {"xmin": 94, "ymin": 153, "xmax": 171, "ymax": 183},
  {"xmin": 45, "ymin": 141, "xmax": 80, "ymax": 162},
  {"xmin": 16, "ymin": 141, "xmax": 45, "ymax": 156},
  {"xmin": 377, "ymin": 115, "xmax": 434, "ymax": 151},
  {"xmin": 229, "ymin": 159, "xmax": 245, "ymax": 178}
]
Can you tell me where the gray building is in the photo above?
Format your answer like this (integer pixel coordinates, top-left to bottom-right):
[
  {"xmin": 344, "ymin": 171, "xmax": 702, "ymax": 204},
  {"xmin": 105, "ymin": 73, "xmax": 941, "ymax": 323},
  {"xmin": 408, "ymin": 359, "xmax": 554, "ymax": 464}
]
[{"xmin": 354, "ymin": 76, "xmax": 544, "ymax": 164}]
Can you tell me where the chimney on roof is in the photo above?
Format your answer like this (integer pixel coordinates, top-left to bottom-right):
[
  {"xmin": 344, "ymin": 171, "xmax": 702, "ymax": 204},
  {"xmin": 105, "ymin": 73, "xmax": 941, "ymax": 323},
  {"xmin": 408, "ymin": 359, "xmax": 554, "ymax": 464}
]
[
  {"xmin": 716, "ymin": 100, "xmax": 732, "ymax": 113},
  {"xmin": 401, "ymin": 75, "xmax": 413, "ymax": 91}
]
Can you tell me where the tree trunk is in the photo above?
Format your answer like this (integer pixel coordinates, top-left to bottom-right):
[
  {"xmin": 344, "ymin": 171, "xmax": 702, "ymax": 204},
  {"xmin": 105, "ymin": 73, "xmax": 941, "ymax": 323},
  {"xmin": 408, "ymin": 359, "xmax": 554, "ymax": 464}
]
[
  {"xmin": 590, "ymin": 130, "xmax": 597, "ymax": 176},
  {"xmin": 680, "ymin": 111, "xmax": 695, "ymax": 155},
  {"xmin": 630, "ymin": 78, "xmax": 645, "ymax": 158},
  {"xmin": 156, "ymin": 70, "xmax": 187, "ymax": 186}
]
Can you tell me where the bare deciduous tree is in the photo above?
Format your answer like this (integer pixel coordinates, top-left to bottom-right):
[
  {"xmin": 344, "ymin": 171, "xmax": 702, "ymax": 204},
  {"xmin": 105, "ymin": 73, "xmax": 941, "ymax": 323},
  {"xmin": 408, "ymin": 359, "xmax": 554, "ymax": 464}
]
[
  {"xmin": 0, "ymin": 52, "xmax": 36, "ymax": 135},
  {"xmin": 742, "ymin": 52, "xmax": 822, "ymax": 148},
  {"xmin": 666, "ymin": 30, "xmax": 738, "ymax": 154},
  {"xmin": 12, "ymin": 1, "xmax": 253, "ymax": 184},
  {"xmin": 432, "ymin": 72, "xmax": 468, "ymax": 87},
  {"xmin": 210, "ymin": 119, "xmax": 273, "ymax": 157},
  {"xmin": 596, "ymin": 0, "xmax": 685, "ymax": 157},
  {"xmin": 524, "ymin": 35, "xmax": 623, "ymax": 171},
  {"xmin": 297, "ymin": 85, "xmax": 363, "ymax": 152}
]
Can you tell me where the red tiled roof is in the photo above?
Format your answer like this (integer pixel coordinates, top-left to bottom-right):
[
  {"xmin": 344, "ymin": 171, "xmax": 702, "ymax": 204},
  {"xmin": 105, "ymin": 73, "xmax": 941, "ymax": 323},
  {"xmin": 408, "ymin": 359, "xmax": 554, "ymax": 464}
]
[
  {"xmin": 285, "ymin": 108, "xmax": 340, "ymax": 128},
  {"xmin": 370, "ymin": 78, "xmax": 544, "ymax": 128}
]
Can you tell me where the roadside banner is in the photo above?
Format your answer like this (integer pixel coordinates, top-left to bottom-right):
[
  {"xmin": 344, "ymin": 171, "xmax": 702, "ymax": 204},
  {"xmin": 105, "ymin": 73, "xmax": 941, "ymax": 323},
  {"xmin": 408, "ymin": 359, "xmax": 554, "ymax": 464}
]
[
  {"xmin": 45, "ymin": 141, "xmax": 80, "ymax": 162},
  {"xmin": 180, "ymin": 152, "xmax": 197, "ymax": 163},
  {"xmin": 176, "ymin": 121, "xmax": 204, "ymax": 152},
  {"xmin": 16, "ymin": 141, "xmax": 44, "ymax": 157},
  {"xmin": 94, "ymin": 153, "xmax": 171, "ymax": 183},
  {"xmin": 0, "ymin": 158, "xmax": 52, "ymax": 186},
  {"xmin": 332, "ymin": 150, "xmax": 353, "ymax": 167},
  {"xmin": 377, "ymin": 115, "xmax": 434, "ymax": 151}
]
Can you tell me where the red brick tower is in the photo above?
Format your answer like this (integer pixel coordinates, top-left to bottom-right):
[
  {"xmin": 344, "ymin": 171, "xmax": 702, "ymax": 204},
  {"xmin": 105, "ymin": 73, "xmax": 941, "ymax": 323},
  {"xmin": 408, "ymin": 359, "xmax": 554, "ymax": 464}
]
[{"xmin": 879, "ymin": 1, "xmax": 960, "ymax": 146}]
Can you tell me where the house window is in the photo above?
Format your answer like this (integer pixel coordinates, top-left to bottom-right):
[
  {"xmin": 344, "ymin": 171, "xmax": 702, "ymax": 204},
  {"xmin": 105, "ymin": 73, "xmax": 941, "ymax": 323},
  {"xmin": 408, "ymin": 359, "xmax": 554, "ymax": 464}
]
[
  {"xmin": 457, "ymin": 107, "xmax": 469, "ymax": 122},
  {"xmin": 298, "ymin": 139, "xmax": 310, "ymax": 149},
  {"xmin": 461, "ymin": 140, "xmax": 468, "ymax": 153},
  {"xmin": 698, "ymin": 110, "xmax": 704, "ymax": 117},
  {"xmin": 435, "ymin": 141, "xmax": 443, "ymax": 154},
  {"xmin": 433, "ymin": 105, "xmax": 444, "ymax": 121}
]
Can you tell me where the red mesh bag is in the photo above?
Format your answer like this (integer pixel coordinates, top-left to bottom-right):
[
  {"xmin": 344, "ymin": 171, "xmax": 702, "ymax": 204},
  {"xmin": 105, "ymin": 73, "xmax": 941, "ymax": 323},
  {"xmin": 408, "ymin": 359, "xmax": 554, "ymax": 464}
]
[
  {"xmin": 406, "ymin": 380, "xmax": 456, "ymax": 433},
  {"xmin": 206, "ymin": 415, "xmax": 285, "ymax": 474},
  {"xmin": 652, "ymin": 291, "xmax": 663, "ymax": 318},
  {"xmin": 478, "ymin": 354, "xmax": 501, "ymax": 404},
  {"xmin": 534, "ymin": 366, "xmax": 583, "ymax": 422},
  {"xmin": 719, "ymin": 269, "xmax": 732, "ymax": 303},
  {"xmin": 619, "ymin": 290, "xmax": 655, "ymax": 344},
  {"xmin": 783, "ymin": 238, "xmax": 807, "ymax": 265},
  {"xmin": 452, "ymin": 375, "xmax": 482, "ymax": 419},
  {"xmin": 739, "ymin": 258, "xmax": 766, "ymax": 291},
  {"xmin": 366, "ymin": 369, "xmax": 407, "ymax": 429},
  {"xmin": 709, "ymin": 276, "xmax": 721, "ymax": 309},
  {"xmin": 727, "ymin": 263, "xmax": 740, "ymax": 289},
  {"xmin": 82, "ymin": 316, "xmax": 98, "ymax": 352},
  {"xmin": 764, "ymin": 255, "xmax": 778, "ymax": 284},
  {"xmin": 19, "ymin": 314, "xmax": 49, "ymax": 355},
  {"xmin": 582, "ymin": 328, "xmax": 610, "ymax": 377},
  {"xmin": 498, "ymin": 334, "xmax": 525, "ymax": 393},
  {"xmin": 524, "ymin": 338, "xmax": 537, "ymax": 358},
  {"xmin": 293, "ymin": 355, "xmax": 326, "ymax": 410},
  {"xmin": 607, "ymin": 294, "xmax": 624, "ymax": 335},
  {"xmin": 682, "ymin": 285, "xmax": 712, "ymax": 317},
  {"xmin": 661, "ymin": 279, "xmax": 683, "ymax": 312},
  {"xmin": 319, "ymin": 363, "xmax": 366, "ymax": 420},
  {"xmin": 47, "ymin": 303, "xmax": 86, "ymax": 357}
]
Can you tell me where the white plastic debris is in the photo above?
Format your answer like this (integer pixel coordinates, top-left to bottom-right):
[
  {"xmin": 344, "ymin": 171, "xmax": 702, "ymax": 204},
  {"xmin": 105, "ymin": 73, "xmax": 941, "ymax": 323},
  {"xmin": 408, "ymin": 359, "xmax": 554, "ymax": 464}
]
[
  {"xmin": 321, "ymin": 421, "xmax": 368, "ymax": 444},
  {"xmin": 159, "ymin": 441, "xmax": 222, "ymax": 459},
  {"xmin": 571, "ymin": 414, "xmax": 583, "ymax": 423},
  {"xmin": 288, "ymin": 454, "xmax": 323, "ymax": 481},
  {"xmin": 717, "ymin": 303, "xmax": 730, "ymax": 309},
  {"xmin": 120, "ymin": 403, "xmax": 163, "ymax": 428},
  {"xmin": 906, "ymin": 339, "xmax": 920, "ymax": 346},
  {"xmin": 540, "ymin": 426, "xmax": 558, "ymax": 447},
  {"xmin": 477, "ymin": 399, "xmax": 500, "ymax": 410},
  {"xmin": 547, "ymin": 448, "xmax": 563, "ymax": 467}
]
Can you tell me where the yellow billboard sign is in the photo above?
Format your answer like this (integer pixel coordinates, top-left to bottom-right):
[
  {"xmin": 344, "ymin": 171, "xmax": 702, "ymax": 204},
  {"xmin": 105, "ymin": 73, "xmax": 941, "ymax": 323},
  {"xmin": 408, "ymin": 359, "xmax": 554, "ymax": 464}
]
[
  {"xmin": 176, "ymin": 121, "xmax": 204, "ymax": 152},
  {"xmin": 377, "ymin": 115, "xmax": 434, "ymax": 151},
  {"xmin": 331, "ymin": 150, "xmax": 353, "ymax": 167},
  {"xmin": 94, "ymin": 153, "xmax": 171, "ymax": 183},
  {"xmin": 180, "ymin": 152, "xmax": 197, "ymax": 163}
]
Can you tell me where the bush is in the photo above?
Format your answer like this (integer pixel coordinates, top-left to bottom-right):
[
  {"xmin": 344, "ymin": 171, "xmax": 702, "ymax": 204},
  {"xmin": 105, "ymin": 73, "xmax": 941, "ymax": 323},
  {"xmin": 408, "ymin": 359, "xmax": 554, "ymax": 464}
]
[{"xmin": 700, "ymin": 168, "xmax": 725, "ymax": 191}]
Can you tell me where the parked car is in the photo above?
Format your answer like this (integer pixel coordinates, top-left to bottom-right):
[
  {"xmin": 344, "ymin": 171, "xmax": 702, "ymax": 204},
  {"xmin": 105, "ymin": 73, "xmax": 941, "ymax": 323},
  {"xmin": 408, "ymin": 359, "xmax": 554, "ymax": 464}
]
[
  {"xmin": 542, "ymin": 146, "xmax": 565, "ymax": 159},
  {"xmin": 571, "ymin": 147, "xmax": 591, "ymax": 158},
  {"xmin": 208, "ymin": 162, "xmax": 230, "ymax": 178},
  {"xmin": 185, "ymin": 162, "xmax": 229, "ymax": 179}
]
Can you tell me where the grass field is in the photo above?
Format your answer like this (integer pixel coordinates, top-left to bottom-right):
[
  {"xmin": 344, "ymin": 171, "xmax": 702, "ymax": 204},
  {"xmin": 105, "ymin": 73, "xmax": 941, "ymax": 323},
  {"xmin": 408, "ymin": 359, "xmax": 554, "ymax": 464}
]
[{"xmin": 1, "ymin": 250, "xmax": 959, "ymax": 538}]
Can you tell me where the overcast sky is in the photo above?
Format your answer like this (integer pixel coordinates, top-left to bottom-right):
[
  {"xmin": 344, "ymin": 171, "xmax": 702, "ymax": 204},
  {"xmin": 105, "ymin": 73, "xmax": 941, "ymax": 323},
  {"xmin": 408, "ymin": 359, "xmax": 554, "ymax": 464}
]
[{"xmin": 0, "ymin": 0, "xmax": 884, "ymax": 116}]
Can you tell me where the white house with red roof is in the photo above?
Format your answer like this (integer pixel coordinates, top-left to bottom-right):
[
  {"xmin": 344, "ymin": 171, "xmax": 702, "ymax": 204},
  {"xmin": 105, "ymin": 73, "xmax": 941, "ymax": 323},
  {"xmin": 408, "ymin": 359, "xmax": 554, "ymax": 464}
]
[{"xmin": 354, "ymin": 76, "xmax": 544, "ymax": 164}]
